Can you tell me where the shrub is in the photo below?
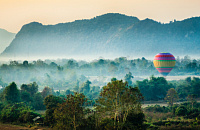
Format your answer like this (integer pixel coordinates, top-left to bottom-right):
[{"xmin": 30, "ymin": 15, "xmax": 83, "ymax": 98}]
[
  {"xmin": 99, "ymin": 118, "xmax": 115, "ymax": 129},
  {"xmin": 123, "ymin": 112, "xmax": 145, "ymax": 129},
  {"xmin": 0, "ymin": 102, "xmax": 40, "ymax": 123},
  {"xmin": 175, "ymin": 105, "xmax": 188, "ymax": 116}
]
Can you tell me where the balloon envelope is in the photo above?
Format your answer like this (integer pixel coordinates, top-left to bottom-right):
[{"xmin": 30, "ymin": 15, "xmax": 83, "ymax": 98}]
[{"xmin": 153, "ymin": 52, "xmax": 176, "ymax": 76}]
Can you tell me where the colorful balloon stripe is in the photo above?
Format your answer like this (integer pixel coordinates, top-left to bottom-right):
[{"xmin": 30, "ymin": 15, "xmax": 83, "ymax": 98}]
[
  {"xmin": 153, "ymin": 61, "xmax": 176, "ymax": 67},
  {"xmin": 154, "ymin": 58, "xmax": 175, "ymax": 60}
]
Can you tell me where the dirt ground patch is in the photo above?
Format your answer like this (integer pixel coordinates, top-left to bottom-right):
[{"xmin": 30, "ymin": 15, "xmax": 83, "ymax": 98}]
[
  {"xmin": 0, "ymin": 123, "xmax": 50, "ymax": 130},
  {"xmin": 0, "ymin": 124, "xmax": 30, "ymax": 130}
]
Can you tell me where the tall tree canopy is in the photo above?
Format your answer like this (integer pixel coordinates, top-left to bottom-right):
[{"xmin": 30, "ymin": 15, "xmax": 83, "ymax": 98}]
[
  {"xmin": 54, "ymin": 92, "xmax": 87, "ymax": 130},
  {"xmin": 3, "ymin": 82, "xmax": 20, "ymax": 103},
  {"xmin": 96, "ymin": 79, "xmax": 143, "ymax": 129}
]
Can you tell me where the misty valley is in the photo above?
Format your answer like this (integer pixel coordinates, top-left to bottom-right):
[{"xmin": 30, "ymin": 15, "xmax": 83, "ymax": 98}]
[
  {"xmin": 1, "ymin": 13, "xmax": 200, "ymax": 129},
  {"xmin": 0, "ymin": 56, "xmax": 199, "ymax": 90},
  {"xmin": 0, "ymin": 56, "xmax": 200, "ymax": 129}
]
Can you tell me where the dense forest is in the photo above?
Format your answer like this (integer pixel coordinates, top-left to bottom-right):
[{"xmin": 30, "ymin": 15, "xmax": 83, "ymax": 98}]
[{"xmin": 0, "ymin": 56, "xmax": 200, "ymax": 129}]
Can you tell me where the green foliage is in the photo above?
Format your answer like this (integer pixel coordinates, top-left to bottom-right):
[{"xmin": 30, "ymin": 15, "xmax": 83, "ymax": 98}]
[
  {"xmin": 0, "ymin": 102, "xmax": 5, "ymax": 114},
  {"xmin": 96, "ymin": 79, "xmax": 144, "ymax": 129},
  {"xmin": 111, "ymin": 77, "xmax": 117, "ymax": 82},
  {"xmin": 32, "ymin": 92, "xmax": 45, "ymax": 110},
  {"xmin": 165, "ymin": 88, "xmax": 179, "ymax": 107},
  {"xmin": 137, "ymin": 76, "xmax": 172, "ymax": 100},
  {"xmin": 21, "ymin": 82, "xmax": 38, "ymax": 97},
  {"xmin": 99, "ymin": 118, "xmax": 115, "ymax": 130},
  {"xmin": 175, "ymin": 105, "xmax": 188, "ymax": 116},
  {"xmin": 79, "ymin": 80, "xmax": 91, "ymax": 95},
  {"xmin": 3, "ymin": 82, "xmax": 21, "ymax": 103},
  {"xmin": 176, "ymin": 77, "xmax": 200, "ymax": 99},
  {"xmin": 44, "ymin": 95, "xmax": 63, "ymax": 126},
  {"xmin": 65, "ymin": 60, "xmax": 78, "ymax": 69},
  {"xmin": 21, "ymin": 91, "xmax": 32, "ymax": 103},
  {"xmin": 124, "ymin": 72, "xmax": 134, "ymax": 86},
  {"xmin": 0, "ymin": 102, "xmax": 39, "ymax": 123},
  {"xmin": 53, "ymin": 92, "xmax": 87, "ymax": 129},
  {"xmin": 80, "ymin": 114, "xmax": 96, "ymax": 130},
  {"xmin": 123, "ymin": 111, "xmax": 145, "ymax": 129},
  {"xmin": 41, "ymin": 86, "xmax": 52, "ymax": 98}
]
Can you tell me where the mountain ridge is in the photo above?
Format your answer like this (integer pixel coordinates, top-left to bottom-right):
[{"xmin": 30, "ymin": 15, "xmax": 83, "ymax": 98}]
[
  {"xmin": 1, "ymin": 13, "xmax": 200, "ymax": 60},
  {"xmin": 0, "ymin": 28, "xmax": 16, "ymax": 54}
]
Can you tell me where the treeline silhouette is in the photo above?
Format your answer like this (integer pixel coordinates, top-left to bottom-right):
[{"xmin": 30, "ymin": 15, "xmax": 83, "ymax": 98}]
[{"xmin": 0, "ymin": 56, "xmax": 200, "ymax": 90}]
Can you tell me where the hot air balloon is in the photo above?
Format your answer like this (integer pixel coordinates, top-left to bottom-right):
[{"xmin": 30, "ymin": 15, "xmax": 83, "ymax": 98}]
[{"xmin": 153, "ymin": 52, "xmax": 176, "ymax": 77}]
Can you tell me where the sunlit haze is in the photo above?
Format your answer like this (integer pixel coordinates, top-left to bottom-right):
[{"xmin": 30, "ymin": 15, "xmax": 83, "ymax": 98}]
[{"xmin": 0, "ymin": 0, "xmax": 200, "ymax": 33}]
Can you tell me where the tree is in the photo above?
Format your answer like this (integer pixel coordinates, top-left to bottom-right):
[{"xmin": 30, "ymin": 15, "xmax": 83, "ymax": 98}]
[
  {"xmin": 80, "ymin": 80, "xmax": 91, "ymax": 95},
  {"xmin": 20, "ymin": 82, "xmax": 38, "ymax": 97},
  {"xmin": 111, "ymin": 77, "xmax": 117, "ymax": 82},
  {"xmin": 108, "ymin": 62, "xmax": 118, "ymax": 76},
  {"xmin": 21, "ymin": 91, "xmax": 32, "ymax": 103},
  {"xmin": 66, "ymin": 60, "xmax": 78, "ymax": 69},
  {"xmin": 54, "ymin": 92, "xmax": 87, "ymax": 130},
  {"xmin": 190, "ymin": 77, "xmax": 200, "ymax": 97},
  {"xmin": 29, "ymin": 82, "xmax": 38, "ymax": 96},
  {"xmin": 41, "ymin": 86, "xmax": 52, "ymax": 98},
  {"xmin": 49, "ymin": 62, "xmax": 57, "ymax": 68},
  {"xmin": 185, "ymin": 77, "xmax": 192, "ymax": 83},
  {"xmin": 57, "ymin": 65, "xmax": 63, "ymax": 71},
  {"xmin": 23, "ymin": 60, "xmax": 28, "ymax": 66},
  {"xmin": 44, "ymin": 95, "xmax": 63, "ymax": 126},
  {"xmin": 96, "ymin": 80, "xmax": 143, "ymax": 129},
  {"xmin": 137, "ymin": 76, "xmax": 171, "ymax": 101},
  {"xmin": 165, "ymin": 88, "xmax": 179, "ymax": 107},
  {"xmin": 66, "ymin": 89, "xmax": 71, "ymax": 95},
  {"xmin": 187, "ymin": 94, "xmax": 197, "ymax": 109},
  {"xmin": 3, "ymin": 82, "xmax": 20, "ymax": 103},
  {"xmin": 32, "ymin": 92, "xmax": 45, "ymax": 110},
  {"xmin": 124, "ymin": 72, "xmax": 134, "ymax": 86}
]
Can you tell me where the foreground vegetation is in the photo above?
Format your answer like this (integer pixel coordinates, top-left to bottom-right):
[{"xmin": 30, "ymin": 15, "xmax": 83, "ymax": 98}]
[{"xmin": 0, "ymin": 75, "xmax": 200, "ymax": 129}]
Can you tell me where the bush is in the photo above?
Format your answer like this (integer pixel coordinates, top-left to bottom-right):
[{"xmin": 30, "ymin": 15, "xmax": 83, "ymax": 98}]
[
  {"xmin": 123, "ymin": 112, "xmax": 145, "ymax": 129},
  {"xmin": 99, "ymin": 118, "xmax": 115, "ymax": 129},
  {"xmin": 0, "ymin": 102, "xmax": 40, "ymax": 123},
  {"xmin": 175, "ymin": 105, "xmax": 188, "ymax": 116}
]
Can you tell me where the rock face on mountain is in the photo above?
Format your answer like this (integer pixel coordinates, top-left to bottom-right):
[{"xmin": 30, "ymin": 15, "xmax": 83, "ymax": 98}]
[
  {"xmin": 1, "ymin": 13, "xmax": 200, "ymax": 59},
  {"xmin": 0, "ymin": 29, "xmax": 15, "ymax": 54}
]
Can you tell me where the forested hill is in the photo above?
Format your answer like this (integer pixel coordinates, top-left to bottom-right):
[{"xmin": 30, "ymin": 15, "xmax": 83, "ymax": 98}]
[
  {"xmin": 1, "ymin": 13, "xmax": 200, "ymax": 59},
  {"xmin": 0, "ymin": 28, "xmax": 15, "ymax": 54}
]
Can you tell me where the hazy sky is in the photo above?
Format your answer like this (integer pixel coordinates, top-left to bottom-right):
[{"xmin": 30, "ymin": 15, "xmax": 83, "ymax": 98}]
[{"xmin": 1, "ymin": 0, "xmax": 200, "ymax": 33}]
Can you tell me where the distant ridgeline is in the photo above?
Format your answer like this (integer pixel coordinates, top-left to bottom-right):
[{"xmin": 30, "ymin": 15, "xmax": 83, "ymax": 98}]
[
  {"xmin": 0, "ymin": 29, "xmax": 15, "ymax": 54},
  {"xmin": 1, "ymin": 13, "xmax": 200, "ymax": 59}
]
